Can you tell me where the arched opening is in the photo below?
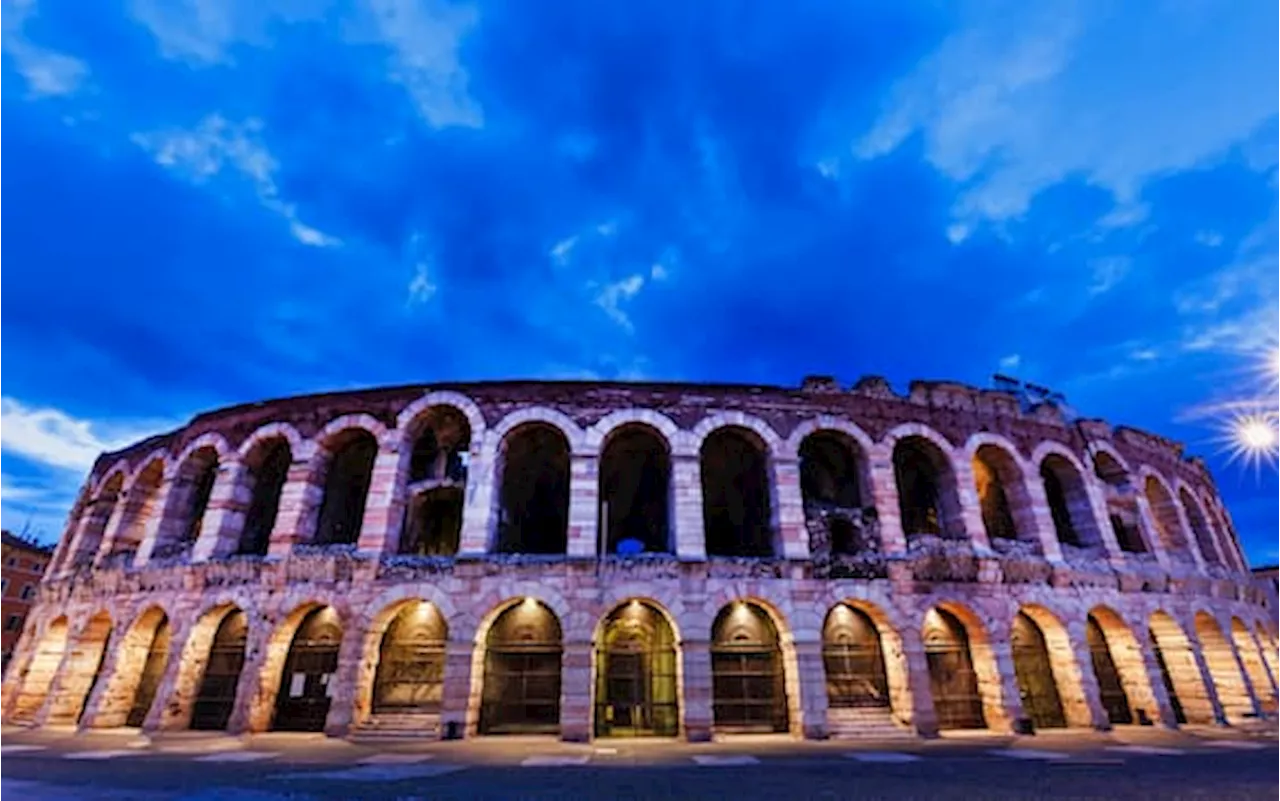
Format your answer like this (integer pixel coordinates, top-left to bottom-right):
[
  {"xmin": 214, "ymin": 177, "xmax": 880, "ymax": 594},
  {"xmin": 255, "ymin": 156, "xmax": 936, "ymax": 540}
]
[
  {"xmin": 893, "ymin": 437, "xmax": 963, "ymax": 540},
  {"xmin": 594, "ymin": 600, "xmax": 679, "ymax": 737},
  {"xmin": 922, "ymin": 607, "xmax": 986, "ymax": 730},
  {"xmin": 271, "ymin": 606, "xmax": 342, "ymax": 732},
  {"xmin": 822, "ymin": 603, "xmax": 889, "ymax": 709},
  {"xmin": 599, "ymin": 426, "xmax": 672, "ymax": 555},
  {"xmin": 1194, "ymin": 612, "xmax": 1251, "ymax": 722},
  {"xmin": 1149, "ymin": 612, "xmax": 1212, "ymax": 724},
  {"xmin": 90, "ymin": 607, "xmax": 171, "ymax": 729},
  {"xmin": 1039, "ymin": 455, "xmax": 1099, "ymax": 548},
  {"xmin": 399, "ymin": 407, "xmax": 471, "ymax": 556},
  {"xmin": 109, "ymin": 461, "xmax": 164, "ymax": 566},
  {"xmin": 971, "ymin": 445, "xmax": 1024, "ymax": 543},
  {"xmin": 1179, "ymin": 490, "xmax": 1220, "ymax": 566},
  {"xmin": 238, "ymin": 439, "xmax": 292, "ymax": 556},
  {"xmin": 314, "ymin": 431, "xmax": 378, "ymax": 546},
  {"xmin": 1143, "ymin": 476, "xmax": 1189, "ymax": 557},
  {"xmin": 1010, "ymin": 612, "xmax": 1066, "ymax": 729},
  {"xmin": 372, "ymin": 601, "xmax": 448, "ymax": 715},
  {"xmin": 1093, "ymin": 453, "xmax": 1147, "ymax": 553},
  {"xmin": 1231, "ymin": 618, "xmax": 1276, "ymax": 715},
  {"xmin": 478, "ymin": 599, "xmax": 563, "ymax": 735},
  {"xmin": 495, "ymin": 424, "xmax": 570, "ymax": 554},
  {"xmin": 190, "ymin": 608, "xmax": 249, "ymax": 731},
  {"xmin": 171, "ymin": 447, "xmax": 220, "ymax": 554},
  {"xmin": 710, "ymin": 602, "xmax": 789, "ymax": 733},
  {"xmin": 701, "ymin": 428, "xmax": 774, "ymax": 557},
  {"xmin": 800, "ymin": 432, "xmax": 873, "ymax": 556},
  {"xmin": 9, "ymin": 617, "xmax": 70, "ymax": 723},
  {"xmin": 46, "ymin": 611, "xmax": 113, "ymax": 726},
  {"xmin": 1086, "ymin": 614, "xmax": 1134, "ymax": 725},
  {"xmin": 72, "ymin": 474, "xmax": 125, "ymax": 568}
]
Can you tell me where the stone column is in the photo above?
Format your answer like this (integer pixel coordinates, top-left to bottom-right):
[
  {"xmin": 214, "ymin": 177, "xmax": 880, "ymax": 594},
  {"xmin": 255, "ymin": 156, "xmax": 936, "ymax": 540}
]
[
  {"xmin": 62, "ymin": 496, "xmax": 117, "ymax": 574},
  {"xmin": 1021, "ymin": 478, "xmax": 1065, "ymax": 563},
  {"xmin": 1247, "ymin": 628, "xmax": 1280, "ymax": 697},
  {"xmin": 1134, "ymin": 495, "xmax": 1172, "ymax": 570},
  {"xmin": 559, "ymin": 641, "xmax": 593, "ymax": 742},
  {"xmin": 951, "ymin": 458, "xmax": 991, "ymax": 552},
  {"xmin": 439, "ymin": 640, "xmax": 474, "ymax": 739},
  {"xmin": 671, "ymin": 455, "xmax": 706, "ymax": 561},
  {"xmin": 1066, "ymin": 624, "xmax": 1112, "ymax": 730},
  {"xmin": 322, "ymin": 626, "xmax": 366, "ymax": 737},
  {"xmin": 226, "ymin": 623, "xmax": 275, "ymax": 735},
  {"xmin": 1172, "ymin": 503, "xmax": 1207, "ymax": 571},
  {"xmin": 192, "ymin": 459, "xmax": 252, "ymax": 562},
  {"xmin": 772, "ymin": 458, "xmax": 810, "ymax": 561},
  {"xmin": 680, "ymin": 639, "xmax": 714, "ymax": 741},
  {"xmin": 134, "ymin": 476, "xmax": 179, "ymax": 566},
  {"xmin": 1080, "ymin": 477, "xmax": 1125, "ymax": 560},
  {"xmin": 1137, "ymin": 643, "xmax": 1181, "ymax": 728},
  {"xmin": 1223, "ymin": 631, "xmax": 1265, "ymax": 720},
  {"xmin": 268, "ymin": 459, "xmax": 321, "ymax": 557},
  {"xmin": 92, "ymin": 493, "xmax": 135, "ymax": 566},
  {"xmin": 985, "ymin": 639, "xmax": 1026, "ymax": 732},
  {"xmin": 898, "ymin": 625, "xmax": 939, "ymax": 737},
  {"xmin": 144, "ymin": 621, "xmax": 198, "ymax": 732},
  {"xmin": 33, "ymin": 641, "xmax": 79, "ymax": 727},
  {"xmin": 457, "ymin": 446, "xmax": 494, "ymax": 557},
  {"xmin": 1185, "ymin": 629, "xmax": 1229, "ymax": 725},
  {"xmin": 867, "ymin": 446, "xmax": 906, "ymax": 556},
  {"xmin": 792, "ymin": 639, "xmax": 828, "ymax": 739},
  {"xmin": 566, "ymin": 455, "xmax": 599, "ymax": 559},
  {"xmin": 357, "ymin": 443, "xmax": 407, "ymax": 555}
]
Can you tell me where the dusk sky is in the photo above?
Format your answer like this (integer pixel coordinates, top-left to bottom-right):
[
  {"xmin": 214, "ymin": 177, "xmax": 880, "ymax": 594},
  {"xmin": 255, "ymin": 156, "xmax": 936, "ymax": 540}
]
[{"xmin": 2, "ymin": 1, "xmax": 1277, "ymax": 562}]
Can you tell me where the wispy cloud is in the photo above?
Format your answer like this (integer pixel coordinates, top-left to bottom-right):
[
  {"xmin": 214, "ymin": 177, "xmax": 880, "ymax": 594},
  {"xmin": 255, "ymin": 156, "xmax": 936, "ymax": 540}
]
[
  {"xmin": 132, "ymin": 114, "xmax": 340, "ymax": 247},
  {"xmin": 407, "ymin": 262, "xmax": 437, "ymax": 304},
  {"xmin": 591, "ymin": 274, "xmax": 646, "ymax": 331},
  {"xmin": 0, "ymin": 397, "xmax": 176, "ymax": 472},
  {"xmin": 1087, "ymin": 256, "xmax": 1130, "ymax": 296},
  {"xmin": 129, "ymin": 0, "xmax": 329, "ymax": 65},
  {"xmin": 3, "ymin": 0, "xmax": 89, "ymax": 97}
]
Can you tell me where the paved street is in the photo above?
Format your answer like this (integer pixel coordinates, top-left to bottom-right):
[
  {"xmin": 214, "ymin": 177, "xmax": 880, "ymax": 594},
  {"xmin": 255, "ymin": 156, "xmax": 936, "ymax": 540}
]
[{"xmin": 2, "ymin": 726, "xmax": 1277, "ymax": 800}]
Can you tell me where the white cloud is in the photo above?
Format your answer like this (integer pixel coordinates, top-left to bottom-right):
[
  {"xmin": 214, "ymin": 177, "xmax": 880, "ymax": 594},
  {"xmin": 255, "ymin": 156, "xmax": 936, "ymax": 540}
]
[
  {"xmin": 998, "ymin": 353, "xmax": 1021, "ymax": 371},
  {"xmin": 592, "ymin": 274, "xmax": 646, "ymax": 331},
  {"xmin": 649, "ymin": 263, "xmax": 668, "ymax": 281},
  {"xmin": 0, "ymin": 397, "xmax": 174, "ymax": 472},
  {"xmin": 1087, "ymin": 256, "xmax": 1130, "ymax": 296},
  {"xmin": 133, "ymin": 114, "xmax": 340, "ymax": 247},
  {"xmin": 945, "ymin": 224, "xmax": 970, "ymax": 244},
  {"xmin": 855, "ymin": 0, "xmax": 1278, "ymax": 235},
  {"xmin": 549, "ymin": 235, "xmax": 578, "ymax": 266},
  {"xmin": 129, "ymin": 0, "xmax": 330, "ymax": 65},
  {"xmin": 1176, "ymin": 210, "xmax": 1278, "ymax": 353},
  {"xmin": 1195, "ymin": 230, "xmax": 1224, "ymax": 248},
  {"xmin": 407, "ymin": 261, "xmax": 437, "ymax": 303},
  {"xmin": 3, "ymin": 0, "xmax": 89, "ymax": 97}
]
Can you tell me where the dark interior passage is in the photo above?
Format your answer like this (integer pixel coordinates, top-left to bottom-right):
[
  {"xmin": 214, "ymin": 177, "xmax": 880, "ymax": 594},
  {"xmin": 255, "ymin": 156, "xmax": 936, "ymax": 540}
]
[{"xmin": 701, "ymin": 428, "xmax": 774, "ymax": 557}]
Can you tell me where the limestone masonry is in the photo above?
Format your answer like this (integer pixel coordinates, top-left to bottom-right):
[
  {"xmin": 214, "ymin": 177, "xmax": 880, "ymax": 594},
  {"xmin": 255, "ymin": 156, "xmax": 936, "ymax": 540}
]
[{"xmin": 2, "ymin": 376, "xmax": 1276, "ymax": 742}]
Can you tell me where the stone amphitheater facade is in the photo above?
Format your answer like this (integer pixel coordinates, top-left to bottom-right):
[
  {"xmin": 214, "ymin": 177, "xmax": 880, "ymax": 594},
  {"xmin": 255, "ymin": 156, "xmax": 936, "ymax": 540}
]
[{"xmin": 2, "ymin": 376, "xmax": 1277, "ymax": 743}]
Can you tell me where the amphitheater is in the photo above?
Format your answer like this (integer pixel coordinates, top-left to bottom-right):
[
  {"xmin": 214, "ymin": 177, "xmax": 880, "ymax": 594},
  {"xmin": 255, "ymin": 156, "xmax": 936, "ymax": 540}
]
[{"xmin": 2, "ymin": 375, "xmax": 1277, "ymax": 743}]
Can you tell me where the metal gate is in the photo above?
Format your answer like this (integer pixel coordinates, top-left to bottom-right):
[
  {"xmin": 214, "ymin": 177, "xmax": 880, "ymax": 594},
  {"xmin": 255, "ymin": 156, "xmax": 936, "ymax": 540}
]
[
  {"xmin": 711, "ymin": 604, "xmax": 788, "ymax": 733},
  {"xmin": 372, "ymin": 603, "xmax": 447, "ymax": 714},
  {"xmin": 191, "ymin": 610, "xmax": 248, "ymax": 731},
  {"xmin": 1010, "ymin": 613, "xmax": 1066, "ymax": 729},
  {"xmin": 1148, "ymin": 630, "xmax": 1187, "ymax": 724},
  {"xmin": 126, "ymin": 617, "xmax": 171, "ymax": 727},
  {"xmin": 479, "ymin": 601, "xmax": 563, "ymax": 735},
  {"xmin": 1086, "ymin": 617, "xmax": 1133, "ymax": 725},
  {"xmin": 924, "ymin": 609, "xmax": 986, "ymax": 730},
  {"xmin": 822, "ymin": 604, "xmax": 890, "ymax": 709},
  {"xmin": 595, "ymin": 602, "xmax": 679, "ymax": 737},
  {"xmin": 273, "ymin": 607, "xmax": 342, "ymax": 732}
]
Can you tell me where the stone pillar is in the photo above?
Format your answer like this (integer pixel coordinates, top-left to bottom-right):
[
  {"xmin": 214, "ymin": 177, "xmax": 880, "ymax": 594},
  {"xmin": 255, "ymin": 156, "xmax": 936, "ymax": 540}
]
[
  {"xmin": 1134, "ymin": 495, "xmax": 1172, "ymax": 570},
  {"xmin": 566, "ymin": 456, "xmax": 599, "ymax": 559},
  {"xmin": 1137, "ymin": 642, "xmax": 1181, "ymax": 729},
  {"xmin": 560, "ymin": 641, "xmax": 593, "ymax": 742},
  {"xmin": 1020, "ymin": 479, "xmax": 1065, "ymax": 562},
  {"xmin": 1185, "ymin": 629, "xmax": 1229, "ymax": 725},
  {"xmin": 457, "ymin": 446, "xmax": 494, "ymax": 557},
  {"xmin": 192, "ymin": 459, "xmax": 252, "ymax": 562},
  {"xmin": 323, "ymin": 626, "xmax": 366, "ymax": 737},
  {"xmin": 1247, "ymin": 628, "xmax": 1280, "ymax": 698},
  {"xmin": 772, "ymin": 458, "xmax": 810, "ymax": 561},
  {"xmin": 134, "ymin": 476, "xmax": 179, "ymax": 566},
  {"xmin": 985, "ymin": 639, "xmax": 1026, "ymax": 732},
  {"xmin": 1219, "ymin": 627, "xmax": 1265, "ymax": 720},
  {"xmin": 1080, "ymin": 477, "xmax": 1125, "ymax": 560},
  {"xmin": 33, "ymin": 641, "xmax": 79, "ymax": 727},
  {"xmin": 1066, "ymin": 623, "xmax": 1112, "ymax": 730},
  {"xmin": 680, "ymin": 639, "xmax": 714, "ymax": 741},
  {"xmin": 92, "ymin": 493, "xmax": 135, "ymax": 566},
  {"xmin": 357, "ymin": 443, "xmax": 407, "ymax": 555},
  {"xmin": 951, "ymin": 458, "xmax": 992, "ymax": 552},
  {"xmin": 144, "ymin": 621, "xmax": 198, "ymax": 732},
  {"xmin": 792, "ymin": 639, "xmax": 828, "ymax": 739},
  {"xmin": 1172, "ymin": 502, "xmax": 1207, "ymax": 571},
  {"xmin": 867, "ymin": 447, "xmax": 906, "ymax": 556},
  {"xmin": 226, "ymin": 623, "xmax": 274, "ymax": 735},
  {"xmin": 671, "ymin": 455, "xmax": 706, "ymax": 561},
  {"xmin": 439, "ymin": 640, "xmax": 474, "ymax": 739},
  {"xmin": 268, "ymin": 459, "xmax": 321, "ymax": 557},
  {"xmin": 898, "ymin": 625, "xmax": 939, "ymax": 737},
  {"xmin": 76, "ymin": 622, "xmax": 131, "ymax": 730},
  {"xmin": 62, "ymin": 496, "xmax": 117, "ymax": 575}
]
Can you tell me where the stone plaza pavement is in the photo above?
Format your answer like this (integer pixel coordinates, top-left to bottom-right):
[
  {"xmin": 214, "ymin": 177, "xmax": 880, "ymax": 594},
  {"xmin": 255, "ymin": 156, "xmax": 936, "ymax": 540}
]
[{"xmin": 2, "ymin": 722, "xmax": 1277, "ymax": 800}]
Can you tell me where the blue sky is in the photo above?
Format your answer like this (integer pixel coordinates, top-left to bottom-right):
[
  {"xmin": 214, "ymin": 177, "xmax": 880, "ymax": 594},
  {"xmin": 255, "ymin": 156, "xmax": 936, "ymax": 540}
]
[{"xmin": 2, "ymin": 0, "xmax": 1277, "ymax": 561}]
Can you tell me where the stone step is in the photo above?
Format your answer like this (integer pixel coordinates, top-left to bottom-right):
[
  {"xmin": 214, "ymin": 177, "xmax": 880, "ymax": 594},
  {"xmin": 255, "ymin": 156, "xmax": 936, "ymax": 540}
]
[
  {"xmin": 827, "ymin": 707, "xmax": 915, "ymax": 740},
  {"xmin": 349, "ymin": 713, "xmax": 441, "ymax": 741}
]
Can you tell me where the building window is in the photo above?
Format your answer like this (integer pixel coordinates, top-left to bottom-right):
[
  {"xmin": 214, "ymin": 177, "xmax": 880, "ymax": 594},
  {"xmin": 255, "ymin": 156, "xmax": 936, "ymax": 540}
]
[
  {"xmin": 19, "ymin": 584, "xmax": 34, "ymax": 600},
  {"xmin": 5, "ymin": 615, "xmax": 21, "ymax": 632},
  {"xmin": 1, "ymin": 578, "xmax": 7, "ymax": 592},
  {"xmin": 4, "ymin": 557, "xmax": 14, "ymax": 567}
]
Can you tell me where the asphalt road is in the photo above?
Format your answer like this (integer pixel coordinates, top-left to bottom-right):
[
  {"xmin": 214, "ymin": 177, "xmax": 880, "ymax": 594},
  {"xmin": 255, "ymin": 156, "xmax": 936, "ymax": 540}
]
[{"xmin": 2, "ymin": 731, "xmax": 1277, "ymax": 800}]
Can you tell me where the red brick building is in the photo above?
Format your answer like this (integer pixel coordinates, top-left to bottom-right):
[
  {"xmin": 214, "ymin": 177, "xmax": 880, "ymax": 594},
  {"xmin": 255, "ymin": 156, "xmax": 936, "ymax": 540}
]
[{"xmin": 2, "ymin": 531, "xmax": 54, "ymax": 672}]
